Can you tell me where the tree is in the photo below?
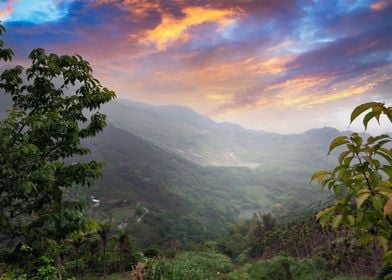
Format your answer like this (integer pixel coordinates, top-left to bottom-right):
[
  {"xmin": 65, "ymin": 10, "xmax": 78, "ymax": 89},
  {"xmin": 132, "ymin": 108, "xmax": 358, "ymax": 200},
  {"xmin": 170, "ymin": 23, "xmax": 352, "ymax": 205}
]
[
  {"xmin": 0, "ymin": 23, "xmax": 115, "ymax": 255},
  {"xmin": 311, "ymin": 102, "xmax": 392, "ymax": 263},
  {"xmin": 97, "ymin": 221, "xmax": 112, "ymax": 277},
  {"xmin": 113, "ymin": 230, "xmax": 132, "ymax": 272}
]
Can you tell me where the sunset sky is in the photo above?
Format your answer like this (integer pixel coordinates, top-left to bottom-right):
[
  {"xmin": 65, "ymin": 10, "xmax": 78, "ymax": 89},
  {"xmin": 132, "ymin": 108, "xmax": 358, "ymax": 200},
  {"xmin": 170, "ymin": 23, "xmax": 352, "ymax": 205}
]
[{"xmin": 1, "ymin": 0, "xmax": 391, "ymax": 133}]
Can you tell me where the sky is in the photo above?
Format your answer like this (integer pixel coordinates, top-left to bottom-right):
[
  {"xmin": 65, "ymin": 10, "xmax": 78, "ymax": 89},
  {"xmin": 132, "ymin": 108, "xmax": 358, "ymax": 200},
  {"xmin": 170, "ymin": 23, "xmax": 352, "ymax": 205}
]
[{"xmin": 0, "ymin": 0, "xmax": 391, "ymax": 134}]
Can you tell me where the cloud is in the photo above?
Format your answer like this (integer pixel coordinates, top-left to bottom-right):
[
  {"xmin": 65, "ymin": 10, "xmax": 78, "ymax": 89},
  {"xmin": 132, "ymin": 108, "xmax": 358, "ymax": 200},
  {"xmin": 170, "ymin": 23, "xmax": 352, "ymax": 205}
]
[
  {"xmin": 94, "ymin": 0, "xmax": 161, "ymax": 20},
  {"xmin": 370, "ymin": 0, "xmax": 390, "ymax": 11},
  {"xmin": 0, "ymin": 0, "xmax": 16, "ymax": 22},
  {"xmin": 3, "ymin": 0, "xmax": 392, "ymax": 133},
  {"xmin": 135, "ymin": 7, "xmax": 240, "ymax": 50},
  {"xmin": 1, "ymin": 0, "xmax": 75, "ymax": 24}
]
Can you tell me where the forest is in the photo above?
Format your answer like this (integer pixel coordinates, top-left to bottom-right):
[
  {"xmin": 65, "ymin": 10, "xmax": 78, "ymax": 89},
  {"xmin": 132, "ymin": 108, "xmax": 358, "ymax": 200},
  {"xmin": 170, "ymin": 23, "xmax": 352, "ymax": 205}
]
[{"xmin": 0, "ymin": 21, "xmax": 392, "ymax": 280}]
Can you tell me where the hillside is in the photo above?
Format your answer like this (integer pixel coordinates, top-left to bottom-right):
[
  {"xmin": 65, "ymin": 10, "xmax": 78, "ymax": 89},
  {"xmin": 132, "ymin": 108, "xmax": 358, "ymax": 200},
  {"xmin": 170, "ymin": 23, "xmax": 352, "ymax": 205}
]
[
  {"xmin": 102, "ymin": 99, "xmax": 339, "ymax": 170},
  {"xmin": 0, "ymin": 94, "xmax": 333, "ymax": 246},
  {"xmin": 80, "ymin": 124, "xmax": 329, "ymax": 246}
]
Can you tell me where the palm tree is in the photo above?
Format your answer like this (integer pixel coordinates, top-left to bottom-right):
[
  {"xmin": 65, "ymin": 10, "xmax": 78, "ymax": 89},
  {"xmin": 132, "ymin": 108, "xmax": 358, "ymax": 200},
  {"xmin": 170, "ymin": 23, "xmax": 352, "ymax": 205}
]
[
  {"xmin": 97, "ymin": 221, "xmax": 112, "ymax": 277},
  {"xmin": 68, "ymin": 231, "xmax": 89, "ymax": 278},
  {"xmin": 114, "ymin": 230, "xmax": 131, "ymax": 272}
]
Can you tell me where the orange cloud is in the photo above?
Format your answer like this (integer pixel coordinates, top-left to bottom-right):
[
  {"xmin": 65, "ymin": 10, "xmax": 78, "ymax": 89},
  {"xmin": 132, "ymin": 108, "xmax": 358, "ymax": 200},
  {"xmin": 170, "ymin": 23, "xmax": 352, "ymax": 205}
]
[
  {"xmin": 0, "ymin": 0, "xmax": 17, "ymax": 21},
  {"xmin": 370, "ymin": 0, "xmax": 390, "ymax": 11},
  {"xmin": 137, "ymin": 7, "xmax": 239, "ymax": 50},
  {"xmin": 247, "ymin": 55, "xmax": 294, "ymax": 75},
  {"xmin": 299, "ymin": 76, "xmax": 391, "ymax": 108},
  {"xmin": 95, "ymin": 0, "xmax": 160, "ymax": 20},
  {"xmin": 266, "ymin": 75, "xmax": 391, "ymax": 109},
  {"xmin": 212, "ymin": 68, "xmax": 391, "ymax": 117}
]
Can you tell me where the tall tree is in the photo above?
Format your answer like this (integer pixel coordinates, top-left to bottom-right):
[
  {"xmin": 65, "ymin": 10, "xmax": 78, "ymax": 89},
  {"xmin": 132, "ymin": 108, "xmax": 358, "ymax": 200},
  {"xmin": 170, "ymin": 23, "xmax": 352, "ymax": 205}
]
[
  {"xmin": 0, "ymin": 23, "xmax": 115, "ymax": 250},
  {"xmin": 97, "ymin": 221, "xmax": 112, "ymax": 277}
]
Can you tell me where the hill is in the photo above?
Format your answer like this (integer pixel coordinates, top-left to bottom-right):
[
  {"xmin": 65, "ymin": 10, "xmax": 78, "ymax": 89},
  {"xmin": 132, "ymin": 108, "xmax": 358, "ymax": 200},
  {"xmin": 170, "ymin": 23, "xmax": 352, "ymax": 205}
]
[{"xmin": 0, "ymin": 94, "xmax": 333, "ymax": 246}]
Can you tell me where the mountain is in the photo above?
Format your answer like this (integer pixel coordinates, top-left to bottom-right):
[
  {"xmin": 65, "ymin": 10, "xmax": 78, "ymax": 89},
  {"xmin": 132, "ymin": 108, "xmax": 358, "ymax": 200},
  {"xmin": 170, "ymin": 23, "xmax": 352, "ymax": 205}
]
[
  {"xmin": 0, "ymin": 93, "xmax": 336, "ymax": 246},
  {"xmin": 102, "ymin": 99, "xmax": 340, "ymax": 169},
  {"xmin": 81, "ymin": 124, "xmax": 328, "ymax": 246}
]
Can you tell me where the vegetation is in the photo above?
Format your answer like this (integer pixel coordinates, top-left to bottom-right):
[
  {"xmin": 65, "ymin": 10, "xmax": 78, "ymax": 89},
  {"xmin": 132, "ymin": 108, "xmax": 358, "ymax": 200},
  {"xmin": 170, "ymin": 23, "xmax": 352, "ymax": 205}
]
[
  {"xmin": 0, "ymin": 24, "xmax": 116, "ymax": 278},
  {"xmin": 311, "ymin": 103, "xmax": 392, "ymax": 263},
  {"xmin": 1, "ymin": 21, "xmax": 391, "ymax": 279}
]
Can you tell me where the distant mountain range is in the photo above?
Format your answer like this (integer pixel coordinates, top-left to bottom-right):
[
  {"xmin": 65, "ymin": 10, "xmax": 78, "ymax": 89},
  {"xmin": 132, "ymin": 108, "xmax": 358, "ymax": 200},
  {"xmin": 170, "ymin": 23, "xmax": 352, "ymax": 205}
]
[
  {"xmin": 102, "ymin": 99, "xmax": 340, "ymax": 168},
  {"xmin": 0, "ymin": 94, "xmax": 341, "ymax": 245}
]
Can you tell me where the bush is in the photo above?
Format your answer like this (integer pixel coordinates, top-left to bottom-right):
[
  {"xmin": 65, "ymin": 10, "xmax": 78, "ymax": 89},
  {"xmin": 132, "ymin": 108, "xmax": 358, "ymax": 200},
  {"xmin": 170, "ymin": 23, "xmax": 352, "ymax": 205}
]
[
  {"xmin": 228, "ymin": 255, "xmax": 331, "ymax": 280},
  {"xmin": 147, "ymin": 251, "xmax": 232, "ymax": 280}
]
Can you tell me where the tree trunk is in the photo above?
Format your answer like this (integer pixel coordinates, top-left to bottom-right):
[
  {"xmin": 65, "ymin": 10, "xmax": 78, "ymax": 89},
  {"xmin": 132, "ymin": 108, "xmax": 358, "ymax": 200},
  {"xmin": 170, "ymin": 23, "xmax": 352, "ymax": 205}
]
[
  {"xmin": 56, "ymin": 252, "xmax": 63, "ymax": 280},
  {"xmin": 103, "ymin": 246, "xmax": 107, "ymax": 278}
]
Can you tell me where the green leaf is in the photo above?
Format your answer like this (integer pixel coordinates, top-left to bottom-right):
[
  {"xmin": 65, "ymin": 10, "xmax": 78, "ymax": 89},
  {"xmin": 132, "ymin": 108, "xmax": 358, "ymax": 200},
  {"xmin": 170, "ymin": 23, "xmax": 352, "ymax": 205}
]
[
  {"xmin": 385, "ymin": 107, "xmax": 392, "ymax": 123},
  {"xmin": 318, "ymin": 214, "xmax": 331, "ymax": 227},
  {"xmin": 310, "ymin": 170, "xmax": 330, "ymax": 183},
  {"xmin": 339, "ymin": 151, "xmax": 351, "ymax": 164},
  {"xmin": 376, "ymin": 235, "xmax": 389, "ymax": 251},
  {"xmin": 384, "ymin": 196, "xmax": 392, "ymax": 218},
  {"xmin": 331, "ymin": 214, "xmax": 343, "ymax": 229},
  {"xmin": 358, "ymin": 233, "xmax": 373, "ymax": 246},
  {"xmin": 367, "ymin": 134, "xmax": 391, "ymax": 145},
  {"xmin": 351, "ymin": 133, "xmax": 362, "ymax": 146},
  {"xmin": 382, "ymin": 166, "xmax": 392, "ymax": 179},
  {"xmin": 369, "ymin": 171, "xmax": 381, "ymax": 188},
  {"xmin": 371, "ymin": 195, "xmax": 384, "ymax": 211},
  {"xmin": 346, "ymin": 215, "xmax": 355, "ymax": 226},
  {"xmin": 333, "ymin": 184, "xmax": 345, "ymax": 196},
  {"xmin": 356, "ymin": 192, "xmax": 371, "ymax": 209},
  {"xmin": 384, "ymin": 250, "xmax": 392, "ymax": 264},
  {"xmin": 316, "ymin": 206, "xmax": 334, "ymax": 221},
  {"xmin": 328, "ymin": 136, "xmax": 349, "ymax": 154},
  {"xmin": 350, "ymin": 102, "xmax": 383, "ymax": 124},
  {"xmin": 376, "ymin": 149, "xmax": 392, "ymax": 165},
  {"xmin": 363, "ymin": 111, "xmax": 378, "ymax": 130}
]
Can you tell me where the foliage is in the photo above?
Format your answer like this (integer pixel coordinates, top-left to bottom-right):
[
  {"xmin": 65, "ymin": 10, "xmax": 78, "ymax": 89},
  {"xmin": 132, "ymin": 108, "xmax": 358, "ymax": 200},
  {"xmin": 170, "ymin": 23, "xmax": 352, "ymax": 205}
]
[
  {"xmin": 311, "ymin": 102, "xmax": 392, "ymax": 261},
  {"xmin": 220, "ymin": 214, "xmax": 382, "ymax": 276},
  {"xmin": 0, "ymin": 24, "xmax": 115, "ymax": 244},
  {"xmin": 0, "ymin": 23, "xmax": 116, "ymax": 276},
  {"xmin": 227, "ymin": 255, "xmax": 331, "ymax": 280},
  {"xmin": 146, "ymin": 251, "xmax": 232, "ymax": 280}
]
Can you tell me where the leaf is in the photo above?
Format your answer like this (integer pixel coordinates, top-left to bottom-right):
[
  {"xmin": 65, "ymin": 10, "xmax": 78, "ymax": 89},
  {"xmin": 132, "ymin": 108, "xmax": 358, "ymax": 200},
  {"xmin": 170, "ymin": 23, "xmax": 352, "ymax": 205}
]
[
  {"xmin": 351, "ymin": 133, "xmax": 362, "ymax": 146},
  {"xmin": 310, "ymin": 170, "xmax": 330, "ymax": 184},
  {"xmin": 384, "ymin": 196, "xmax": 392, "ymax": 218},
  {"xmin": 320, "ymin": 177, "xmax": 333, "ymax": 189},
  {"xmin": 376, "ymin": 235, "xmax": 389, "ymax": 251},
  {"xmin": 376, "ymin": 186, "xmax": 392, "ymax": 196},
  {"xmin": 376, "ymin": 149, "xmax": 392, "ymax": 165},
  {"xmin": 384, "ymin": 250, "xmax": 392, "ymax": 265},
  {"xmin": 382, "ymin": 166, "xmax": 392, "ymax": 179},
  {"xmin": 363, "ymin": 111, "xmax": 378, "ymax": 130},
  {"xmin": 339, "ymin": 151, "xmax": 351, "ymax": 164},
  {"xmin": 371, "ymin": 195, "xmax": 384, "ymax": 211},
  {"xmin": 316, "ymin": 207, "xmax": 334, "ymax": 221},
  {"xmin": 328, "ymin": 136, "xmax": 349, "ymax": 154},
  {"xmin": 369, "ymin": 171, "xmax": 381, "ymax": 188},
  {"xmin": 374, "ymin": 140, "xmax": 392, "ymax": 151},
  {"xmin": 332, "ymin": 214, "xmax": 343, "ymax": 229},
  {"xmin": 356, "ymin": 192, "xmax": 371, "ymax": 209},
  {"xmin": 333, "ymin": 184, "xmax": 345, "ymax": 196},
  {"xmin": 350, "ymin": 102, "xmax": 383, "ymax": 124},
  {"xmin": 367, "ymin": 134, "xmax": 391, "ymax": 145},
  {"xmin": 385, "ymin": 107, "xmax": 392, "ymax": 123},
  {"xmin": 346, "ymin": 215, "xmax": 355, "ymax": 226},
  {"xmin": 318, "ymin": 214, "xmax": 331, "ymax": 227},
  {"xmin": 358, "ymin": 233, "xmax": 373, "ymax": 246}
]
